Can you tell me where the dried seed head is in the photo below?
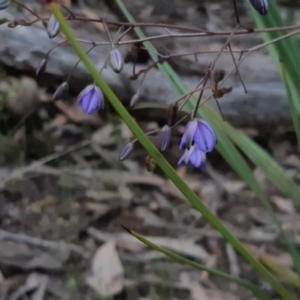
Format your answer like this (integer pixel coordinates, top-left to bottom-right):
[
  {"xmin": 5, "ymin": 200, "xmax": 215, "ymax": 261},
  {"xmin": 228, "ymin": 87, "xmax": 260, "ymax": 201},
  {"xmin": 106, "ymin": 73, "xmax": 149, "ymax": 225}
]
[
  {"xmin": 0, "ymin": 0, "xmax": 10, "ymax": 10},
  {"xmin": 47, "ymin": 14, "xmax": 60, "ymax": 39},
  {"xmin": 36, "ymin": 58, "xmax": 48, "ymax": 76},
  {"xmin": 119, "ymin": 141, "xmax": 134, "ymax": 161},
  {"xmin": 53, "ymin": 81, "xmax": 69, "ymax": 101},
  {"xmin": 214, "ymin": 87, "xmax": 233, "ymax": 98},
  {"xmin": 130, "ymin": 93, "xmax": 140, "ymax": 107},
  {"xmin": 213, "ymin": 69, "xmax": 225, "ymax": 84},
  {"xmin": 249, "ymin": 0, "xmax": 268, "ymax": 15},
  {"xmin": 109, "ymin": 48, "xmax": 124, "ymax": 73}
]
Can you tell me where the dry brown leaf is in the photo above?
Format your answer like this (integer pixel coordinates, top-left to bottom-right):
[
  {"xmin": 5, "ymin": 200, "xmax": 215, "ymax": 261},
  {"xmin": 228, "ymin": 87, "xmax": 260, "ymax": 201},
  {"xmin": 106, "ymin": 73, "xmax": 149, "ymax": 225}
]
[
  {"xmin": 85, "ymin": 202, "xmax": 111, "ymax": 218},
  {"xmin": 87, "ymin": 228, "xmax": 144, "ymax": 253},
  {"xmin": 55, "ymin": 101, "xmax": 101, "ymax": 125},
  {"xmin": 86, "ymin": 190, "xmax": 120, "ymax": 201},
  {"xmin": 80, "ymin": 7, "xmax": 105, "ymax": 32},
  {"xmin": 271, "ymin": 196, "xmax": 295, "ymax": 215},
  {"xmin": 91, "ymin": 124, "xmax": 115, "ymax": 145},
  {"xmin": 87, "ymin": 241, "xmax": 124, "ymax": 297},
  {"xmin": 59, "ymin": 0, "xmax": 71, "ymax": 7},
  {"xmin": 46, "ymin": 114, "xmax": 68, "ymax": 130},
  {"xmin": 180, "ymin": 272, "xmax": 209, "ymax": 300},
  {"xmin": 223, "ymin": 180, "xmax": 245, "ymax": 193}
]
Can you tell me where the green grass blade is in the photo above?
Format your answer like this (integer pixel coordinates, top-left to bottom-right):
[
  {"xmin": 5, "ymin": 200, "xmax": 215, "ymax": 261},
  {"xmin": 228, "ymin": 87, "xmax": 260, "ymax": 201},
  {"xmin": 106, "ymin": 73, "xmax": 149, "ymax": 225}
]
[
  {"xmin": 50, "ymin": 2, "xmax": 292, "ymax": 298},
  {"xmin": 126, "ymin": 228, "xmax": 272, "ymax": 300},
  {"xmin": 280, "ymin": 62, "xmax": 300, "ymax": 148}
]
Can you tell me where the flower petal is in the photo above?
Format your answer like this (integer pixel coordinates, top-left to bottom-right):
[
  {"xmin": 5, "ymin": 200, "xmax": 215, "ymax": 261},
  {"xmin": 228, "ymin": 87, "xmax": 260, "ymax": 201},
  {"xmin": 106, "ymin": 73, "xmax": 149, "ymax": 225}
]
[
  {"xmin": 77, "ymin": 84, "xmax": 104, "ymax": 114},
  {"xmin": 194, "ymin": 120, "xmax": 216, "ymax": 152},
  {"xmin": 0, "ymin": 0, "xmax": 10, "ymax": 10},
  {"xmin": 178, "ymin": 148, "xmax": 190, "ymax": 165},
  {"xmin": 189, "ymin": 146, "xmax": 206, "ymax": 168},
  {"xmin": 249, "ymin": 0, "xmax": 268, "ymax": 16},
  {"xmin": 179, "ymin": 119, "xmax": 198, "ymax": 149},
  {"xmin": 53, "ymin": 81, "xmax": 69, "ymax": 101}
]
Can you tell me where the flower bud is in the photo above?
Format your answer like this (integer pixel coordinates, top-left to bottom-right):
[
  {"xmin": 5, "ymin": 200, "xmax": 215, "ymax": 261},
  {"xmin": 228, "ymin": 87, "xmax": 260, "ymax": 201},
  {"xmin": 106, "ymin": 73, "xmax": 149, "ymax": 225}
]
[
  {"xmin": 213, "ymin": 69, "xmax": 225, "ymax": 84},
  {"xmin": 77, "ymin": 84, "xmax": 104, "ymax": 114},
  {"xmin": 130, "ymin": 93, "xmax": 140, "ymax": 107},
  {"xmin": 47, "ymin": 14, "xmax": 60, "ymax": 39},
  {"xmin": 160, "ymin": 125, "xmax": 171, "ymax": 152},
  {"xmin": 36, "ymin": 58, "xmax": 48, "ymax": 76},
  {"xmin": 0, "ymin": 0, "xmax": 10, "ymax": 10},
  {"xmin": 110, "ymin": 48, "xmax": 124, "ymax": 73},
  {"xmin": 53, "ymin": 81, "xmax": 69, "ymax": 101},
  {"xmin": 249, "ymin": 0, "xmax": 268, "ymax": 15},
  {"xmin": 119, "ymin": 141, "xmax": 134, "ymax": 161}
]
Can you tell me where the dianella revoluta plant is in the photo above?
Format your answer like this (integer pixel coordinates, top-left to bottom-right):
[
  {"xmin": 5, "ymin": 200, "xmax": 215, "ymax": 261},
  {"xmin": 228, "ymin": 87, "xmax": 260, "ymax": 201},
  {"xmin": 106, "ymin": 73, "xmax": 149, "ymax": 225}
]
[{"xmin": 2, "ymin": 0, "xmax": 300, "ymax": 298}]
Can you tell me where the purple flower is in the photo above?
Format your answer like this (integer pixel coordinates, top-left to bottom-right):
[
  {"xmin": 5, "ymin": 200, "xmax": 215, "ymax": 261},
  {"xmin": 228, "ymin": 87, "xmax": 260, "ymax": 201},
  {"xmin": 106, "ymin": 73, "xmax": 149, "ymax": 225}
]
[
  {"xmin": 249, "ymin": 0, "xmax": 268, "ymax": 15},
  {"xmin": 178, "ymin": 145, "xmax": 206, "ymax": 168},
  {"xmin": 47, "ymin": 14, "xmax": 60, "ymax": 39},
  {"xmin": 0, "ymin": 0, "xmax": 10, "ymax": 10},
  {"xmin": 77, "ymin": 84, "xmax": 104, "ymax": 114},
  {"xmin": 180, "ymin": 119, "xmax": 216, "ymax": 153}
]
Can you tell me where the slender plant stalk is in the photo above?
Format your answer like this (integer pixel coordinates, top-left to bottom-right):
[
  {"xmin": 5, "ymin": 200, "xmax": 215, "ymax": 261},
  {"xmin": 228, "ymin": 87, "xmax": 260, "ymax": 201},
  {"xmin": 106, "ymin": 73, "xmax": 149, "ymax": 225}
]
[
  {"xmin": 48, "ymin": 3, "xmax": 292, "ymax": 299},
  {"xmin": 127, "ymin": 228, "xmax": 272, "ymax": 299}
]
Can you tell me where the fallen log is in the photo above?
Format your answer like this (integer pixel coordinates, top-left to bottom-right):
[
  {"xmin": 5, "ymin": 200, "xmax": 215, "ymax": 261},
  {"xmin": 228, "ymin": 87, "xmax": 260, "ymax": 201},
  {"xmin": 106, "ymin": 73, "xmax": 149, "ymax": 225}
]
[{"xmin": 0, "ymin": 9, "xmax": 291, "ymax": 130}]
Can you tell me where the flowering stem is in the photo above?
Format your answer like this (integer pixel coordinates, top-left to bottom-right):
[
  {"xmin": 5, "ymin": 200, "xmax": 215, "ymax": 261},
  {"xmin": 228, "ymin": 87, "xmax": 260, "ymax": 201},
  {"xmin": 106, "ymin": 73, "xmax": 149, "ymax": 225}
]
[{"xmin": 48, "ymin": 3, "xmax": 291, "ymax": 299}]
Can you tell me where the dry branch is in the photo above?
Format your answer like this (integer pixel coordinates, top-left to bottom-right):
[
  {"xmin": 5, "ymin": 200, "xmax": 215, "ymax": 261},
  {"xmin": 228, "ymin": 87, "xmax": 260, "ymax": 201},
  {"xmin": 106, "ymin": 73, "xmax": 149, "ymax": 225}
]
[{"xmin": 0, "ymin": 10, "xmax": 291, "ymax": 130}]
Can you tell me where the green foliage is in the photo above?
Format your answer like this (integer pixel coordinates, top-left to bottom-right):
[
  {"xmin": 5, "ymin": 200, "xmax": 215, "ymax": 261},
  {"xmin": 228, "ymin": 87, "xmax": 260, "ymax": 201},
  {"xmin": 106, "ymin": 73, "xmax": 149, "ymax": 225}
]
[{"xmin": 247, "ymin": 0, "xmax": 300, "ymax": 284}]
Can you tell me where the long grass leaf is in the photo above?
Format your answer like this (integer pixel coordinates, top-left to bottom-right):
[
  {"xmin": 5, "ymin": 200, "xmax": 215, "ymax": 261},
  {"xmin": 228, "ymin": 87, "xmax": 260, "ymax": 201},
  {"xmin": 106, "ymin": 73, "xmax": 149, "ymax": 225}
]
[{"xmin": 125, "ymin": 228, "xmax": 273, "ymax": 299}]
